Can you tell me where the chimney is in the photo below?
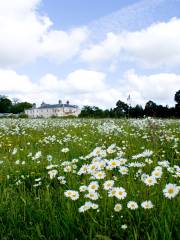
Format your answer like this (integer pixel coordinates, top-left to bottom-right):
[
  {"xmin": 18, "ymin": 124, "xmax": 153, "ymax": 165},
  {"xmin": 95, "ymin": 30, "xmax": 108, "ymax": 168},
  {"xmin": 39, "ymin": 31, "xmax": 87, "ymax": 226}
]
[
  {"xmin": 41, "ymin": 101, "xmax": 46, "ymax": 107},
  {"xmin": 58, "ymin": 100, "xmax": 62, "ymax": 105},
  {"xmin": 32, "ymin": 103, "xmax": 36, "ymax": 109}
]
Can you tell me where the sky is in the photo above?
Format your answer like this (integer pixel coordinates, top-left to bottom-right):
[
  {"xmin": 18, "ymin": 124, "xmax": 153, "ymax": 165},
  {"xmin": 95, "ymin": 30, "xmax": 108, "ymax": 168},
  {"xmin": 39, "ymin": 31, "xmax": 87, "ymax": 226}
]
[{"xmin": 0, "ymin": 0, "xmax": 180, "ymax": 108}]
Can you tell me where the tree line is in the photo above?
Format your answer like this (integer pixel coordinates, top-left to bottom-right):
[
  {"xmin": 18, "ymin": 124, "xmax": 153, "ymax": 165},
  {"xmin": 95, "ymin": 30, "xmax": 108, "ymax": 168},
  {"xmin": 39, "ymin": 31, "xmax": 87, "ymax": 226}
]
[
  {"xmin": 0, "ymin": 90, "xmax": 180, "ymax": 118},
  {"xmin": 79, "ymin": 90, "xmax": 180, "ymax": 118},
  {"xmin": 0, "ymin": 96, "xmax": 32, "ymax": 114}
]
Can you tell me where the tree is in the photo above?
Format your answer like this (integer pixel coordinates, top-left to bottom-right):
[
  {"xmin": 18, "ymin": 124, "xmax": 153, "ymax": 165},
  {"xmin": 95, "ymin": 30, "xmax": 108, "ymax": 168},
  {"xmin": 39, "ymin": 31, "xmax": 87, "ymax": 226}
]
[
  {"xmin": 144, "ymin": 101, "xmax": 157, "ymax": 117},
  {"xmin": 11, "ymin": 102, "xmax": 33, "ymax": 114},
  {"xmin": 79, "ymin": 106, "xmax": 94, "ymax": 117},
  {"xmin": 129, "ymin": 105, "xmax": 144, "ymax": 118},
  {"xmin": 114, "ymin": 100, "xmax": 128, "ymax": 117},
  {"xmin": 174, "ymin": 90, "xmax": 180, "ymax": 105},
  {"xmin": 12, "ymin": 98, "xmax": 19, "ymax": 105},
  {"xmin": 174, "ymin": 90, "xmax": 180, "ymax": 117},
  {"xmin": 0, "ymin": 96, "xmax": 12, "ymax": 113}
]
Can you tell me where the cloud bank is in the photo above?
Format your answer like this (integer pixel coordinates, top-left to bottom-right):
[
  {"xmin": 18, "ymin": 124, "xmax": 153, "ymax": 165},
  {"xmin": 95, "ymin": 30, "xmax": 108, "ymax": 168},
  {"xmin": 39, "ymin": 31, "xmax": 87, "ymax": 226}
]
[
  {"xmin": 0, "ymin": 0, "xmax": 88, "ymax": 67},
  {"xmin": 0, "ymin": 68, "xmax": 178, "ymax": 108},
  {"xmin": 0, "ymin": 0, "xmax": 179, "ymax": 108},
  {"xmin": 81, "ymin": 18, "xmax": 180, "ymax": 68}
]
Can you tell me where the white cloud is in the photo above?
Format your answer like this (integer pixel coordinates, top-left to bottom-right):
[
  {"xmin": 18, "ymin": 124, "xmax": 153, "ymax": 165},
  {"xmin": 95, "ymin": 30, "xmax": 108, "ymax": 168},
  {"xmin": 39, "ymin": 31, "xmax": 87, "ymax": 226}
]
[
  {"xmin": 41, "ymin": 28, "xmax": 88, "ymax": 63},
  {"xmin": 81, "ymin": 32, "xmax": 122, "ymax": 62},
  {"xmin": 0, "ymin": 69, "xmax": 36, "ymax": 93},
  {"xmin": 81, "ymin": 18, "xmax": 180, "ymax": 68},
  {"xmin": 64, "ymin": 69, "xmax": 106, "ymax": 93},
  {"xmin": 122, "ymin": 70, "xmax": 180, "ymax": 105},
  {"xmin": 39, "ymin": 69, "xmax": 106, "ymax": 94},
  {"xmin": 0, "ymin": 69, "xmax": 109, "ymax": 107},
  {"xmin": 0, "ymin": 0, "xmax": 50, "ymax": 67},
  {"xmin": 0, "ymin": 68, "xmax": 179, "ymax": 108},
  {"xmin": 1, "ymin": 67, "xmax": 179, "ymax": 108},
  {"xmin": 0, "ymin": 0, "xmax": 88, "ymax": 67},
  {"xmin": 0, "ymin": 0, "xmax": 41, "ymax": 16}
]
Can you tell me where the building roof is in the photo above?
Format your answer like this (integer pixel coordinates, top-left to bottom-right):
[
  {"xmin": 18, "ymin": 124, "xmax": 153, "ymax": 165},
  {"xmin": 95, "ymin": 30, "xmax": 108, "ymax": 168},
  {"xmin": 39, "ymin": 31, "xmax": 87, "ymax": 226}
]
[{"xmin": 37, "ymin": 103, "xmax": 78, "ymax": 109}]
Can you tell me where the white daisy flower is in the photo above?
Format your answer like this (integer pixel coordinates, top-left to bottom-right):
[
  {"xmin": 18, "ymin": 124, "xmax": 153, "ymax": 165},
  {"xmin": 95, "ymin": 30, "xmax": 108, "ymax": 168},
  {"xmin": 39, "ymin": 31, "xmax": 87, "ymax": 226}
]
[
  {"xmin": 115, "ymin": 187, "xmax": 127, "ymax": 200},
  {"xmin": 61, "ymin": 148, "xmax": 69, "ymax": 153},
  {"xmin": 152, "ymin": 169, "xmax": 163, "ymax": 179},
  {"xmin": 93, "ymin": 171, "xmax": 106, "ymax": 179},
  {"xmin": 88, "ymin": 181, "xmax": 99, "ymax": 192},
  {"xmin": 48, "ymin": 169, "xmax": 58, "ymax": 179},
  {"xmin": 119, "ymin": 166, "xmax": 129, "ymax": 175},
  {"xmin": 64, "ymin": 190, "xmax": 79, "ymax": 200},
  {"xmin": 85, "ymin": 191, "xmax": 99, "ymax": 200},
  {"xmin": 103, "ymin": 180, "xmax": 114, "ymax": 190},
  {"xmin": 121, "ymin": 224, "xmax": 127, "ymax": 229},
  {"xmin": 127, "ymin": 201, "xmax": 138, "ymax": 210},
  {"xmin": 144, "ymin": 176, "xmax": 157, "ymax": 186},
  {"xmin": 114, "ymin": 203, "xmax": 122, "ymax": 212},
  {"xmin": 141, "ymin": 200, "xmax": 153, "ymax": 209},
  {"xmin": 79, "ymin": 185, "xmax": 88, "ymax": 192},
  {"xmin": 163, "ymin": 183, "xmax": 179, "ymax": 199}
]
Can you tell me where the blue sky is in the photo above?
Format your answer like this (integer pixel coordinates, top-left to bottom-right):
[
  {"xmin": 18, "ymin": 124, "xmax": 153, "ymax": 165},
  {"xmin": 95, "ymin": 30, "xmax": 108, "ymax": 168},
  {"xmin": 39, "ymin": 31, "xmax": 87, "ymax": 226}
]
[
  {"xmin": 0, "ymin": 0, "xmax": 180, "ymax": 108},
  {"xmin": 40, "ymin": 0, "xmax": 137, "ymax": 29}
]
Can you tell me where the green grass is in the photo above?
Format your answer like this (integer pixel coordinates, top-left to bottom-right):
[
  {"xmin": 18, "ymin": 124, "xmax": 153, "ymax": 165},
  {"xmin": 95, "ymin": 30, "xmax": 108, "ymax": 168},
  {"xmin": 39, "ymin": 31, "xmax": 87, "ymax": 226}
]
[{"xmin": 0, "ymin": 118, "xmax": 179, "ymax": 240}]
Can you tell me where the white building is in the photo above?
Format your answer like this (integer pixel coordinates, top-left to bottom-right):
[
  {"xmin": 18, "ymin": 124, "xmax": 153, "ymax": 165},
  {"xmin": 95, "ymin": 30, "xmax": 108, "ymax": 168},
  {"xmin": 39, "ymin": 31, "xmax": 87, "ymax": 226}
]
[{"xmin": 25, "ymin": 100, "xmax": 81, "ymax": 118}]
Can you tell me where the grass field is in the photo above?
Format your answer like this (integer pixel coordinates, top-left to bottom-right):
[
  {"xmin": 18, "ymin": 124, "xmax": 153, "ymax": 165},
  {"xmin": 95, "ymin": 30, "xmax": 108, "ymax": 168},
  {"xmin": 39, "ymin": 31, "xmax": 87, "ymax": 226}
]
[{"xmin": 0, "ymin": 118, "xmax": 179, "ymax": 240}]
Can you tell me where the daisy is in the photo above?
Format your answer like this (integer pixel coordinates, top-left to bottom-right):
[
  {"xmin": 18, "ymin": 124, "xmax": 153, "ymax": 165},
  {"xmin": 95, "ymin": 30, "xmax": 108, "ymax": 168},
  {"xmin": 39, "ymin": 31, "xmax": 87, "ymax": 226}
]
[
  {"xmin": 79, "ymin": 202, "xmax": 98, "ymax": 212},
  {"xmin": 115, "ymin": 187, "xmax": 127, "ymax": 200},
  {"xmin": 144, "ymin": 176, "xmax": 157, "ymax": 186},
  {"xmin": 108, "ymin": 187, "xmax": 117, "ymax": 197},
  {"xmin": 92, "ymin": 147, "xmax": 102, "ymax": 156},
  {"xmin": 108, "ymin": 159, "xmax": 120, "ymax": 169},
  {"xmin": 88, "ymin": 181, "xmax": 99, "ymax": 192},
  {"xmin": 107, "ymin": 148, "xmax": 115, "ymax": 154},
  {"xmin": 61, "ymin": 147, "xmax": 69, "ymax": 153},
  {"xmin": 163, "ymin": 183, "xmax": 179, "ymax": 199},
  {"xmin": 79, "ymin": 205, "xmax": 90, "ymax": 213},
  {"xmin": 152, "ymin": 169, "xmax": 163, "ymax": 179},
  {"xmin": 48, "ymin": 169, "xmax": 58, "ymax": 179},
  {"xmin": 119, "ymin": 166, "xmax": 129, "ymax": 175},
  {"xmin": 64, "ymin": 190, "xmax": 79, "ymax": 201},
  {"xmin": 121, "ymin": 224, "xmax": 127, "ymax": 229},
  {"xmin": 114, "ymin": 203, "xmax": 122, "ymax": 212},
  {"xmin": 103, "ymin": 180, "xmax": 114, "ymax": 190},
  {"xmin": 141, "ymin": 200, "xmax": 153, "ymax": 209},
  {"xmin": 85, "ymin": 191, "xmax": 99, "ymax": 200},
  {"xmin": 127, "ymin": 201, "xmax": 138, "ymax": 210},
  {"xmin": 88, "ymin": 164, "xmax": 97, "ymax": 172},
  {"xmin": 119, "ymin": 159, "xmax": 127, "ymax": 165},
  {"xmin": 93, "ymin": 171, "xmax": 106, "ymax": 179},
  {"xmin": 64, "ymin": 166, "xmax": 72, "ymax": 172},
  {"xmin": 91, "ymin": 203, "xmax": 99, "ymax": 209},
  {"xmin": 64, "ymin": 190, "xmax": 73, "ymax": 198},
  {"xmin": 79, "ymin": 185, "xmax": 88, "ymax": 192}
]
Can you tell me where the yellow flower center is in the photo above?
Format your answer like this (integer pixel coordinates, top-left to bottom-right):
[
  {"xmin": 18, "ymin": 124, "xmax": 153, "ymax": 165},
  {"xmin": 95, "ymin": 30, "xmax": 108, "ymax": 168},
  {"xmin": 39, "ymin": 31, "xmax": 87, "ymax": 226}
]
[{"xmin": 168, "ymin": 188, "xmax": 174, "ymax": 194}]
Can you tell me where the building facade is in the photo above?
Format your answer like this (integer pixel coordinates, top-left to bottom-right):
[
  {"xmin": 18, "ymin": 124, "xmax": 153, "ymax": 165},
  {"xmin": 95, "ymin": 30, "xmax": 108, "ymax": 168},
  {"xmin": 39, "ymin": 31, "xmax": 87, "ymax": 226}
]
[{"xmin": 25, "ymin": 100, "xmax": 81, "ymax": 118}]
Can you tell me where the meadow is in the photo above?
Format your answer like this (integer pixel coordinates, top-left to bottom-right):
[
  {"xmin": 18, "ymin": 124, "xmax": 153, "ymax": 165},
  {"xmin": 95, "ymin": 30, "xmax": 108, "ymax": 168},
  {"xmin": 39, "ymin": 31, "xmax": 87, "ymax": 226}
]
[{"xmin": 0, "ymin": 118, "xmax": 179, "ymax": 240}]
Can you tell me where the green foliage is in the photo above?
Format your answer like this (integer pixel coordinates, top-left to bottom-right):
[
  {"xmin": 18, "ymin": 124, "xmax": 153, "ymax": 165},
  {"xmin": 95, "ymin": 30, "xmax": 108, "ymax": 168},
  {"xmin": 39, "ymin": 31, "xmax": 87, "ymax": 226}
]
[
  {"xmin": 174, "ymin": 90, "xmax": 180, "ymax": 117},
  {"xmin": 0, "ymin": 95, "xmax": 12, "ymax": 113},
  {"xmin": 18, "ymin": 113, "xmax": 28, "ymax": 118},
  {"xmin": 11, "ymin": 102, "xmax": 33, "ymax": 114},
  {"xmin": 129, "ymin": 105, "xmax": 144, "ymax": 118},
  {"xmin": 79, "ymin": 106, "xmax": 108, "ymax": 118},
  {"xmin": 174, "ymin": 90, "xmax": 180, "ymax": 104},
  {"xmin": 114, "ymin": 100, "xmax": 129, "ymax": 117},
  {"xmin": 0, "ymin": 96, "xmax": 32, "ymax": 114}
]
